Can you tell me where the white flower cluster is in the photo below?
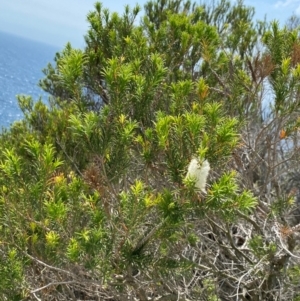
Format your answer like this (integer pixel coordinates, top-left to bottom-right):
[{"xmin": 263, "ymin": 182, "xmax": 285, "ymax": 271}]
[{"xmin": 186, "ymin": 158, "xmax": 210, "ymax": 193}]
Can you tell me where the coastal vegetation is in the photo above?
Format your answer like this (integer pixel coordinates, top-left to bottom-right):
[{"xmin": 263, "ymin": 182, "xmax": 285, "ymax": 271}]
[{"xmin": 1, "ymin": 0, "xmax": 300, "ymax": 300}]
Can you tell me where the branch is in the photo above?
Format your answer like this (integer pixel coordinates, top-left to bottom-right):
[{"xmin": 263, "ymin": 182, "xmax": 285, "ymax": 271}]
[{"xmin": 31, "ymin": 281, "xmax": 76, "ymax": 294}]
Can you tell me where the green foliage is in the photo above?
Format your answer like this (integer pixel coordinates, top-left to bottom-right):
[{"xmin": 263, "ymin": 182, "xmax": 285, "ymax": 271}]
[
  {"xmin": 206, "ymin": 171, "xmax": 257, "ymax": 220},
  {"xmin": 263, "ymin": 21, "xmax": 300, "ymax": 114},
  {"xmin": 3, "ymin": 0, "xmax": 300, "ymax": 300},
  {"xmin": 0, "ymin": 248, "xmax": 25, "ymax": 300}
]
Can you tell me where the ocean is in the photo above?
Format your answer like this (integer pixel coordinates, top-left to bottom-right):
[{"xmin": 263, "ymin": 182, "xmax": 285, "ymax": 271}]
[{"xmin": 0, "ymin": 31, "xmax": 59, "ymax": 129}]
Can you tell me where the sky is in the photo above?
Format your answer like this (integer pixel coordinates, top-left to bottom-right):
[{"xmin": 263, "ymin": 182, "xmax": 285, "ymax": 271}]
[{"xmin": 0, "ymin": 0, "xmax": 299, "ymax": 49}]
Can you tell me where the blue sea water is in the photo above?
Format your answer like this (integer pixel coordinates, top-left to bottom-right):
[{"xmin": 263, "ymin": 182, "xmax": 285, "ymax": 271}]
[{"xmin": 0, "ymin": 31, "xmax": 59, "ymax": 129}]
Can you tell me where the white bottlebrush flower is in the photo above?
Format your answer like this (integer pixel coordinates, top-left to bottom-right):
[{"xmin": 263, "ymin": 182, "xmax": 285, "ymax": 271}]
[{"xmin": 186, "ymin": 158, "xmax": 210, "ymax": 193}]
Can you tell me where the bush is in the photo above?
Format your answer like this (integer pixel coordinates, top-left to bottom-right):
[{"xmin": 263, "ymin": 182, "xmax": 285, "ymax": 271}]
[{"xmin": 2, "ymin": 1, "xmax": 300, "ymax": 300}]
